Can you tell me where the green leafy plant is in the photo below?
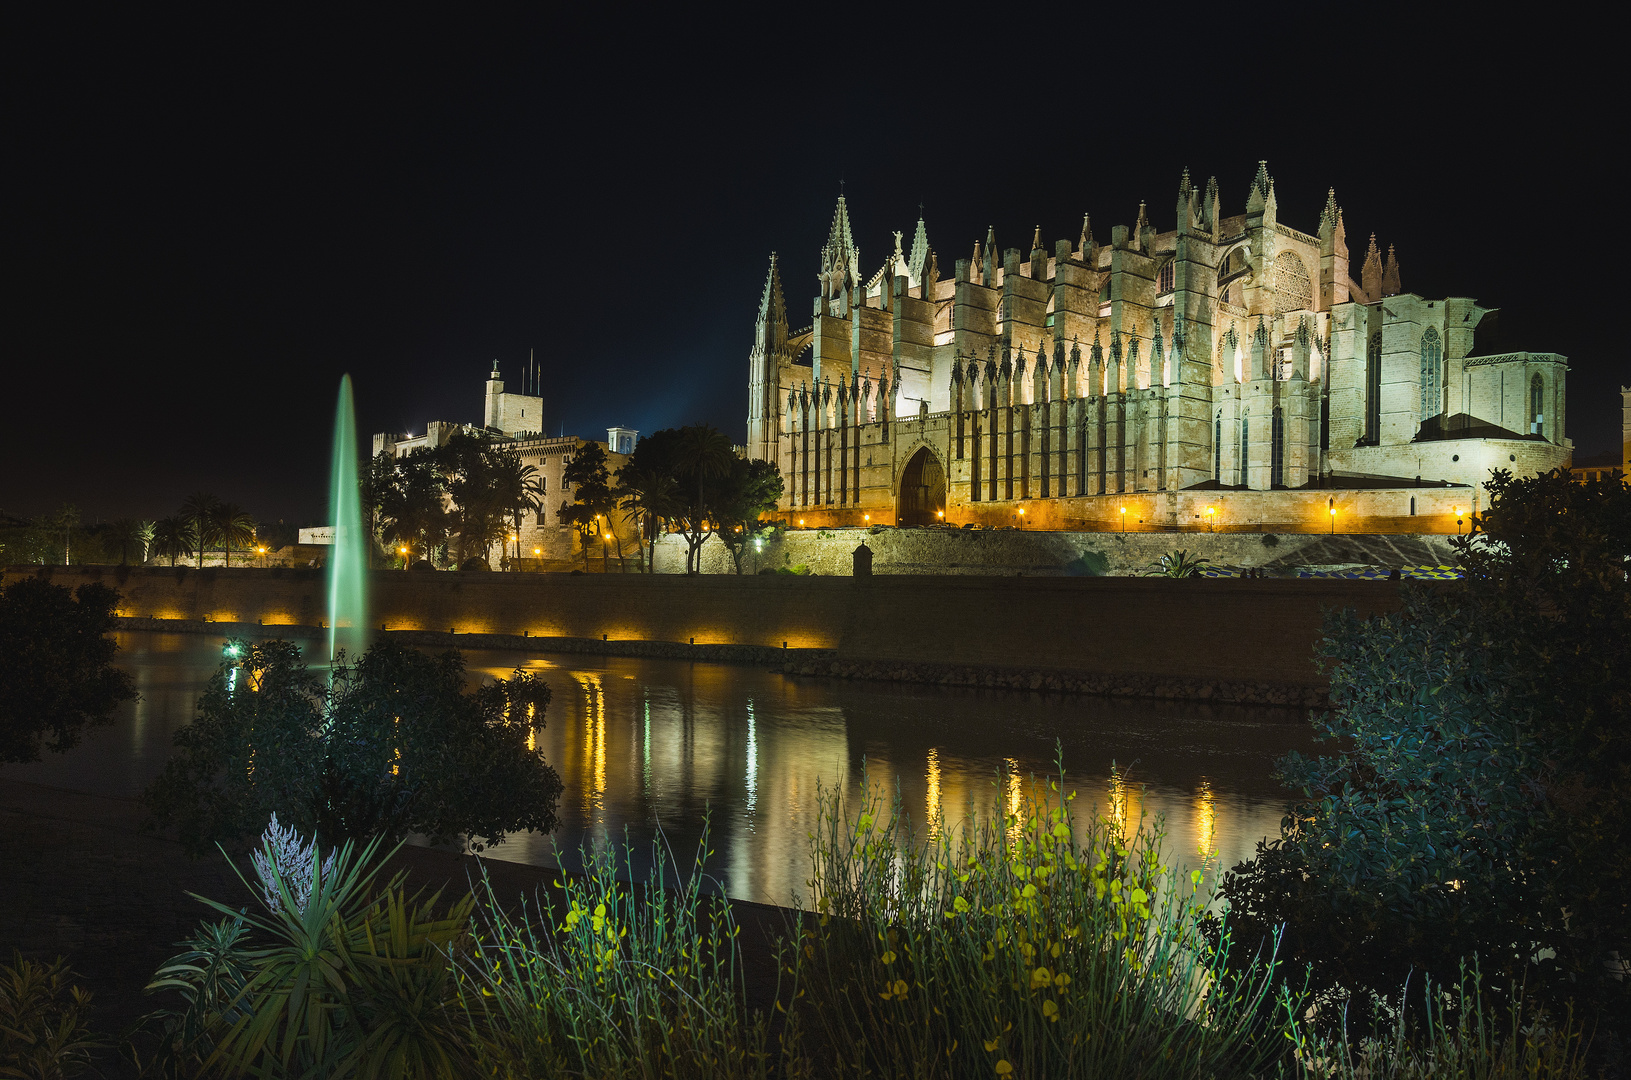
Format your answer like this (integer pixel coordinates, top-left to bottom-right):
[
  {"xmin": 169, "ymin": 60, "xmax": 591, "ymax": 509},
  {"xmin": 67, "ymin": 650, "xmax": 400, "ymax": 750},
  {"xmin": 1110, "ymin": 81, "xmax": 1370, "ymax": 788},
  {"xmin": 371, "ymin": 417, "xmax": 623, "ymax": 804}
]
[
  {"xmin": 0, "ymin": 952, "xmax": 106, "ymax": 1079},
  {"xmin": 0, "ymin": 577, "xmax": 135, "ymax": 765},
  {"xmin": 151, "ymin": 816, "xmax": 475, "ymax": 1079},
  {"xmin": 794, "ymin": 760, "xmax": 1298, "ymax": 1078},
  {"xmin": 1144, "ymin": 550, "xmax": 1210, "ymax": 578},
  {"xmin": 129, "ymin": 916, "xmax": 255, "ymax": 1078},
  {"xmin": 142, "ymin": 637, "xmax": 563, "ymax": 854},
  {"xmin": 455, "ymin": 823, "xmax": 789, "ymax": 1080}
]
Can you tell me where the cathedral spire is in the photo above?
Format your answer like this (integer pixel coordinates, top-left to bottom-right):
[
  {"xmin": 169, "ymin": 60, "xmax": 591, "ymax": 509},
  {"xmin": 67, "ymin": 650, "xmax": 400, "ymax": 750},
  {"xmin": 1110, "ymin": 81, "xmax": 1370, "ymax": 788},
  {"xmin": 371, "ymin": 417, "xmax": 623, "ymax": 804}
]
[
  {"xmin": 1382, "ymin": 244, "xmax": 1401, "ymax": 296},
  {"xmin": 1246, "ymin": 160, "xmax": 1271, "ymax": 216},
  {"xmin": 821, "ymin": 194, "xmax": 860, "ymax": 300},
  {"xmin": 1132, "ymin": 201, "xmax": 1149, "ymax": 251},
  {"xmin": 982, "ymin": 225, "xmax": 996, "ymax": 284},
  {"xmin": 909, "ymin": 210, "xmax": 930, "ymax": 287},
  {"xmin": 1362, "ymin": 234, "xmax": 1383, "ymax": 300},
  {"xmin": 756, "ymin": 252, "xmax": 787, "ymax": 338}
]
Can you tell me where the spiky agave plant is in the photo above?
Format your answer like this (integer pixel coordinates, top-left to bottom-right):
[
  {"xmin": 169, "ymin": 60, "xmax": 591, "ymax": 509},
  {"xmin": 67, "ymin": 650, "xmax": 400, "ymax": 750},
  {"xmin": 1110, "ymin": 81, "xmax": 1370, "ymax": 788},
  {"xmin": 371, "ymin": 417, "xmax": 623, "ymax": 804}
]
[{"xmin": 1145, "ymin": 550, "xmax": 1211, "ymax": 578}]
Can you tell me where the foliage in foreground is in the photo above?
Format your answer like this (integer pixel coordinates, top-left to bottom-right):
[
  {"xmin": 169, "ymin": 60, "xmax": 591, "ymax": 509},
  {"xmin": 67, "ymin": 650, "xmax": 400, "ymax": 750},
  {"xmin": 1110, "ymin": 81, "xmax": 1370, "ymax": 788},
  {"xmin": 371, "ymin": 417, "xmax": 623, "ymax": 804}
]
[
  {"xmin": 133, "ymin": 817, "xmax": 472, "ymax": 1079},
  {"xmin": 1144, "ymin": 550, "xmax": 1210, "ymax": 578},
  {"xmin": 142, "ymin": 637, "xmax": 563, "ymax": 854},
  {"xmin": 796, "ymin": 767, "xmax": 1296, "ymax": 1078},
  {"xmin": 455, "ymin": 826, "xmax": 785, "ymax": 1080},
  {"xmin": 0, "ymin": 576, "xmax": 135, "ymax": 765},
  {"xmin": 0, "ymin": 952, "xmax": 105, "ymax": 1079},
  {"xmin": 1220, "ymin": 468, "xmax": 1630, "ymax": 1038}
]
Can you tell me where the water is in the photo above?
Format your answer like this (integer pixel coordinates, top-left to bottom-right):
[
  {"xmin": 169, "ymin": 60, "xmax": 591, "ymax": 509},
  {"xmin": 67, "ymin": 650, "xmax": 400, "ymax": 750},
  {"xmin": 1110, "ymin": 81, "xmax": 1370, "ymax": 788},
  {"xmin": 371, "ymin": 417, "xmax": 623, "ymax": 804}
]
[
  {"xmin": 327, "ymin": 374, "xmax": 368, "ymax": 662},
  {"xmin": 1, "ymin": 632, "xmax": 1322, "ymax": 907}
]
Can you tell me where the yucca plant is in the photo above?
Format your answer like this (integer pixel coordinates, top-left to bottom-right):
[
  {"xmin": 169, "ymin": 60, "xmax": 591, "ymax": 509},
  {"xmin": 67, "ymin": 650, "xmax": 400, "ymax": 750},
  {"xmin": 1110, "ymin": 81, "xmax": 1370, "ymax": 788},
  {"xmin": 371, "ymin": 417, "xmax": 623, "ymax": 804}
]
[
  {"xmin": 157, "ymin": 814, "xmax": 474, "ymax": 1079},
  {"xmin": 794, "ymin": 761, "xmax": 1299, "ymax": 1078},
  {"xmin": 0, "ymin": 952, "xmax": 106, "ymax": 1080},
  {"xmin": 1145, "ymin": 550, "xmax": 1211, "ymax": 578},
  {"xmin": 129, "ymin": 915, "xmax": 254, "ymax": 1078},
  {"xmin": 455, "ymin": 823, "xmax": 793, "ymax": 1080}
]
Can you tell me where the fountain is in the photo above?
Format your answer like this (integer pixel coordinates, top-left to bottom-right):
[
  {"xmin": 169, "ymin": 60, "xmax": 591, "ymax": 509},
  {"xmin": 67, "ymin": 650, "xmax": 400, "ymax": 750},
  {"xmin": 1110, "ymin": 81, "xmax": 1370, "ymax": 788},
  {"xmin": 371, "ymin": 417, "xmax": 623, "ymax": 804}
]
[{"xmin": 326, "ymin": 374, "xmax": 369, "ymax": 662}]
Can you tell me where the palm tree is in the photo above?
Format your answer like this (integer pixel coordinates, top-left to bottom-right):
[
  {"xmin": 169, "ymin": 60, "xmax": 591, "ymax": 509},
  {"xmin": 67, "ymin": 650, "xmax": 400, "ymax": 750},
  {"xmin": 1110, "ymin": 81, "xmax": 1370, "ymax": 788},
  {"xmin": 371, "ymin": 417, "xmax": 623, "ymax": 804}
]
[
  {"xmin": 674, "ymin": 425, "xmax": 733, "ymax": 574},
  {"xmin": 616, "ymin": 467, "xmax": 682, "ymax": 573},
  {"xmin": 210, "ymin": 503, "xmax": 257, "ymax": 567},
  {"xmin": 106, "ymin": 519, "xmax": 155, "ymax": 565},
  {"xmin": 181, "ymin": 493, "xmax": 219, "ymax": 567},
  {"xmin": 151, "ymin": 516, "xmax": 196, "ymax": 568},
  {"xmin": 379, "ymin": 448, "xmax": 449, "ymax": 566}
]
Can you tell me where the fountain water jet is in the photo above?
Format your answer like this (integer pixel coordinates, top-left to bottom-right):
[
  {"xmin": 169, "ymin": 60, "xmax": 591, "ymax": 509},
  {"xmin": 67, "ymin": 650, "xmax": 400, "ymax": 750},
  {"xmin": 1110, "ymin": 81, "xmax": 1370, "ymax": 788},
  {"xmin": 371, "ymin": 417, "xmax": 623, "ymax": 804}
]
[{"xmin": 326, "ymin": 374, "xmax": 369, "ymax": 662}]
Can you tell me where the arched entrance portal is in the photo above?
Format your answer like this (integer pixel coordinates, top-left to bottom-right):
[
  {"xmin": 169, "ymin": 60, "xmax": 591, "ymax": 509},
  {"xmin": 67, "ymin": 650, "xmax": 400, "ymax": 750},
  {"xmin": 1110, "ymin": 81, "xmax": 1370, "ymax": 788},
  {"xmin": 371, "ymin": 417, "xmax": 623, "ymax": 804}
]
[{"xmin": 896, "ymin": 446, "xmax": 946, "ymax": 525}]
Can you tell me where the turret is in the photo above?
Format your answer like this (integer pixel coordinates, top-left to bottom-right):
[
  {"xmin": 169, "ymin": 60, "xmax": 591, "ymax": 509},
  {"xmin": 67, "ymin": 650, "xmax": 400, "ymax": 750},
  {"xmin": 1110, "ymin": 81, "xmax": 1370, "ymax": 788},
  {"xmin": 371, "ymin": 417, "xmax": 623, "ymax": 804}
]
[
  {"xmin": 1361, "ymin": 235, "xmax": 1383, "ymax": 302},
  {"xmin": 1381, "ymin": 245, "xmax": 1401, "ymax": 297}
]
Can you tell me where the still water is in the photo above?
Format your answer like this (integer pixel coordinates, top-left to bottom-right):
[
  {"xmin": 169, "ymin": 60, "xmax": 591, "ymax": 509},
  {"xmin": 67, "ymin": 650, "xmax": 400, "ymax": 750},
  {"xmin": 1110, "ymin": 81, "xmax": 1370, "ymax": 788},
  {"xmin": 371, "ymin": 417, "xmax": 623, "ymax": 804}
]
[{"xmin": 3, "ymin": 632, "xmax": 1322, "ymax": 907}]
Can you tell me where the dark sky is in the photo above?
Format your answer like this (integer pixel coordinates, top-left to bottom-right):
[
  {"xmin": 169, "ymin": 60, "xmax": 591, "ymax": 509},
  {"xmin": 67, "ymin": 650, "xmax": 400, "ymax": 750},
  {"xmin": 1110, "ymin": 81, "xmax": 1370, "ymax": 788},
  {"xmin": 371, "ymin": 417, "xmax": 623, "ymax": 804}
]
[{"xmin": 4, "ymin": 10, "xmax": 1615, "ymax": 524}]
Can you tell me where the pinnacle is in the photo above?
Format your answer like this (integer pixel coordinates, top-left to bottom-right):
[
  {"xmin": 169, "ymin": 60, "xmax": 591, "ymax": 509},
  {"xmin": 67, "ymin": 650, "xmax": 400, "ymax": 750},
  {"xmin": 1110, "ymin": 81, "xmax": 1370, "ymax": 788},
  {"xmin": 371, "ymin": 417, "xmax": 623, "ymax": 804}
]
[
  {"xmin": 1031, "ymin": 225, "xmax": 1043, "ymax": 251},
  {"xmin": 1179, "ymin": 167, "xmax": 1192, "ymax": 196}
]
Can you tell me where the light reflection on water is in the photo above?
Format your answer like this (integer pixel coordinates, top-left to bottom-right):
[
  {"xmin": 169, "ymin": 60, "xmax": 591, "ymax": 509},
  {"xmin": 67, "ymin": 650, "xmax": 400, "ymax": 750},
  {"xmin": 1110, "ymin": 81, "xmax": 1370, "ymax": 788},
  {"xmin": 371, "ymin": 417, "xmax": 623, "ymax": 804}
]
[{"xmin": 0, "ymin": 633, "xmax": 1319, "ymax": 908}]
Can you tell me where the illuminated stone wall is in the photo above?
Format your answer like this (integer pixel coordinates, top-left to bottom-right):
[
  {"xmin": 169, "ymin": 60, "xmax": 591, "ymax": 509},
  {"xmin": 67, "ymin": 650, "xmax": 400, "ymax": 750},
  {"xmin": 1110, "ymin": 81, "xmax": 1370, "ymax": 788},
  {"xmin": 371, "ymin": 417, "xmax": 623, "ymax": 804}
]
[{"xmin": 2, "ymin": 565, "xmax": 1410, "ymax": 690}]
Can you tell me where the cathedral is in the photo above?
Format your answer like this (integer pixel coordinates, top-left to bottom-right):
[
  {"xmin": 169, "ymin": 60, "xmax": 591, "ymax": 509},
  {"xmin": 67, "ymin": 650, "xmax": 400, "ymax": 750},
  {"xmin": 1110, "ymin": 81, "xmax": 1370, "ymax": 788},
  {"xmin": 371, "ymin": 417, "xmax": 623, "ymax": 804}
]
[{"xmin": 746, "ymin": 164, "xmax": 1571, "ymax": 531}]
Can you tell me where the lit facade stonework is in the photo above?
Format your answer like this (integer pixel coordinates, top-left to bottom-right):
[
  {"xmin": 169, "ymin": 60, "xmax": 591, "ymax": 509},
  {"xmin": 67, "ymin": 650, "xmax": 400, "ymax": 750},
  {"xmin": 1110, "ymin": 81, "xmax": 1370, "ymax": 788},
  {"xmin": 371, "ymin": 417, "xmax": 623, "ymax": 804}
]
[{"xmin": 747, "ymin": 164, "xmax": 1571, "ymax": 531}]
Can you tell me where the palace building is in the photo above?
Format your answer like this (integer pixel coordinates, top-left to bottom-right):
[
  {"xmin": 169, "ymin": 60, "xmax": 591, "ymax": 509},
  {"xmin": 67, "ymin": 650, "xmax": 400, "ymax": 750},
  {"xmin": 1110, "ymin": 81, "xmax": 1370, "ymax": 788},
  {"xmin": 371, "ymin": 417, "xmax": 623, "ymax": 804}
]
[{"xmin": 746, "ymin": 164, "xmax": 1572, "ymax": 531}]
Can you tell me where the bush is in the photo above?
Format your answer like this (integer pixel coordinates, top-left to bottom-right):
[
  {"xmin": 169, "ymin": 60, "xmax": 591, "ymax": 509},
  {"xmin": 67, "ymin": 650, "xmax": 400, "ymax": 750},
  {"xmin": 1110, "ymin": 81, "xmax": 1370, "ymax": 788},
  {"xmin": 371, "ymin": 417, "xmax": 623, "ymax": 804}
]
[
  {"xmin": 0, "ymin": 952, "xmax": 105, "ymax": 1078},
  {"xmin": 135, "ymin": 816, "xmax": 473, "ymax": 1079},
  {"xmin": 1219, "ymin": 468, "xmax": 1631, "ymax": 1040},
  {"xmin": 0, "ymin": 577, "xmax": 135, "ymax": 764},
  {"xmin": 794, "ymin": 763, "xmax": 1297, "ymax": 1078},
  {"xmin": 142, "ymin": 637, "xmax": 563, "ymax": 854},
  {"xmin": 456, "ymin": 823, "xmax": 784, "ymax": 1079}
]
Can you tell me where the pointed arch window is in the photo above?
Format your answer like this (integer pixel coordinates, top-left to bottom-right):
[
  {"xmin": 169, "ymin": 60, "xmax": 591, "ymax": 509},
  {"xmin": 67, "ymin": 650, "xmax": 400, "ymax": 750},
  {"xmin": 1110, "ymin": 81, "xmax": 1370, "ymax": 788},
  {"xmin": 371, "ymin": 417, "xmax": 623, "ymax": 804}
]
[
  {"xmin": 1419, "ymin": 328, "xmax": 1443, "ymax": 422},
  {"xmin": 1239, "ymin": 412, "xmax": 1249, "ymax": 487},
  {"xmin": 1157, "ymin": 260, "xmax": 1175, "ymax": 294},
  {"xmin": 1530, "ymin": 374, "xmax": 1545, "ymax": 435},
  {"xmin": 1214, "ymin": 412, "xmax": 1223, "ymax": 481},
  {"xmin": 1365, "ymin": 332, "xmax": 1382, "ymax": 444},
  {"xmin": 1271, "ymin": 407, "xmax": 1285, "ymax": 488}
]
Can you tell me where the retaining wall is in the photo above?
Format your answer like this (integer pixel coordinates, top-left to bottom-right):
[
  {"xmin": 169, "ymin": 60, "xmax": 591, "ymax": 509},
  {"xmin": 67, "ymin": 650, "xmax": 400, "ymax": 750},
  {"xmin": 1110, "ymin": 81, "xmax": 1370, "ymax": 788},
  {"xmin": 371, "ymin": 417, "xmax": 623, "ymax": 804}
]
[{"xmin": 5, "ymin": 565, "xmax": 1413, "ymax": 694}]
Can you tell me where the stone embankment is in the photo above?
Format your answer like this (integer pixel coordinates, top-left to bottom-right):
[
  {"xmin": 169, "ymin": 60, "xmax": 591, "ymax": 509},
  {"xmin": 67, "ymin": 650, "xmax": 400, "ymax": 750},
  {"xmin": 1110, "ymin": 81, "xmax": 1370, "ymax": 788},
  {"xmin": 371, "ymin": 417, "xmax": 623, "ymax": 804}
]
[{"xmin": 9, "ymin": 564, "xmax": 1416, "ymax": 705}]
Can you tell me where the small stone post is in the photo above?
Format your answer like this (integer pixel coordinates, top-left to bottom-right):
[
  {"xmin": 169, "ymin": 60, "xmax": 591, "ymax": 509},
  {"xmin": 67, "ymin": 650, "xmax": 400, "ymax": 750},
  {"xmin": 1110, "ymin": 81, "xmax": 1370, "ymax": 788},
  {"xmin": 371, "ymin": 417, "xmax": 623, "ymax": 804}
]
[{"xmin": 852, "ymin": 541, "xmax": 874, "ymax": 577}]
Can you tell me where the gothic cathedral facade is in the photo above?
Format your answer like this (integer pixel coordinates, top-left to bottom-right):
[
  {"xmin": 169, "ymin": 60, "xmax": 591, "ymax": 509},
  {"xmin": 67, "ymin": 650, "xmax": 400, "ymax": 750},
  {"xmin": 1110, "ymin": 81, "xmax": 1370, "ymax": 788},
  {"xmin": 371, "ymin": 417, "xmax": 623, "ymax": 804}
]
[{"xmin": 746, "ymin": 164, "xmax": 1571, "ymax": 531}]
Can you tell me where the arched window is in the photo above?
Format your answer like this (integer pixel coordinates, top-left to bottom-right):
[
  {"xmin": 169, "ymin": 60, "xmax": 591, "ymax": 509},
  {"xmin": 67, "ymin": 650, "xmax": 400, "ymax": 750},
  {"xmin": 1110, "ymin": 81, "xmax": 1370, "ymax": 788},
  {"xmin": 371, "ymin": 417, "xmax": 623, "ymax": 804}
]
[
  {"xmin": 1531, "ymin": 374, "xmax": 1544, "ymax": 435},
  {"xmin": 1239, "ymin": 412, "xmax": 1249, "ymax": 487},
  {"xmin": 1158, "ymin": 260, "xmax": 1175, "ymax": 294},
  {"xmin": 1419, "ymin": 328, "xmax": 1443, "ymax": 421},
  {"xmin": 1214, "ymin": 412, "xmax": 1222, "ymax": 481},
  {"xmin": 1271, "ymin": 406, "xmax": 1285, "ymax": 487},
  {"xmin": 1365, "ymin": 332, "xmax": 1382, "ymax": 444}
]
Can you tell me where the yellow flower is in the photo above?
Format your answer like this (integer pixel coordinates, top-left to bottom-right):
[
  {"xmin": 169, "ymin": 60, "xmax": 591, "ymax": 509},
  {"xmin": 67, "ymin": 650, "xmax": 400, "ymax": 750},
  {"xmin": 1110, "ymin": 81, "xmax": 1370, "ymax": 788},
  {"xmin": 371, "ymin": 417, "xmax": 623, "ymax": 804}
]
[
  {"xmin": 984, "ymin": 1038, "xmax": 1000, "ymax": 1052},
  {"xmin": 1030, "ymin": 966, "xmax": 1052, "ymax": 990},
  {"xmin": 1042, "ymin": 998, "xmax": 1059, "ymax": 1021},
  {"xmin": 995, "ymin": 1061, "xmax": 1013, "ymax": 1076},
  {"xmin": 880, "ymin": 950, "xmax": 897, "ymax": 965}
]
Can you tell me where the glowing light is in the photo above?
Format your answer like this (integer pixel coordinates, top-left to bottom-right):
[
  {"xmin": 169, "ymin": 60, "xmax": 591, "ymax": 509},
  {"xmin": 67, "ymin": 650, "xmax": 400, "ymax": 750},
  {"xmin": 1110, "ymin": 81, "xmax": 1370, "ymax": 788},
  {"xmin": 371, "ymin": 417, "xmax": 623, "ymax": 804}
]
[
  {"xmin": 925, "ymin": 747, "xmax": 942, "ymax": 839},
  {"xmin": 798, "ymin": 519, "xmax": 805, "ymax": 526},
  {"xmin": 1195, "ymin": 778, "xmax": 1217, "ymax": 859},
  {"xmin": 533, "ymin": 547, "xmax": 541, "ymax": 555}
]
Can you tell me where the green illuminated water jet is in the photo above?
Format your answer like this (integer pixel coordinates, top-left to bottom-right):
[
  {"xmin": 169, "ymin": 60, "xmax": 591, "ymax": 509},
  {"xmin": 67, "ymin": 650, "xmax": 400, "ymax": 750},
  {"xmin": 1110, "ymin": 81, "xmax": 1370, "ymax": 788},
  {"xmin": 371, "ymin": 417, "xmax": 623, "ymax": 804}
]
[{"xmin": 326, "ymin": 374, "xmax": 368, "ymax": 663}]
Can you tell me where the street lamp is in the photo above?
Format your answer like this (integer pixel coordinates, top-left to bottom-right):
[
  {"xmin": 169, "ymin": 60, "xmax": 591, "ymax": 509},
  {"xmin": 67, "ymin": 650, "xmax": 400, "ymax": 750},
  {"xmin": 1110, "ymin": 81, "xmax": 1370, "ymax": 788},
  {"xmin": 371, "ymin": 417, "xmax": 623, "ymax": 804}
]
[
  {"xmin": 1453, "ymin": 506, "xmax": 1463, "ymax": 536},
  {"xmin": 1017, "ymin": 507, "xmax": 1025, "ymax": 528},
  {"xmin": 1205, "ymin": 506, "xmax": 1216, "ymax": 533},
  {"xmin": 1119, "ymin": 506, "xmax": 1127, "ymax": 533},
  {"xmin": 1329, "ymin": 505, "xmax": 1337, "ymax": 535}
]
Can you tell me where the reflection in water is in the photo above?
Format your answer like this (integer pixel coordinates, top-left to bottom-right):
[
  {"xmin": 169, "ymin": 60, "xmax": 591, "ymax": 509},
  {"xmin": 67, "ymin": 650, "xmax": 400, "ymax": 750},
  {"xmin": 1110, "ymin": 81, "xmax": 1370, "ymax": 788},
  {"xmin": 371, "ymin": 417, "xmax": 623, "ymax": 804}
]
[{"xmin": 0, "ymin": 632, "xmax": 1321, "ymax": 909}]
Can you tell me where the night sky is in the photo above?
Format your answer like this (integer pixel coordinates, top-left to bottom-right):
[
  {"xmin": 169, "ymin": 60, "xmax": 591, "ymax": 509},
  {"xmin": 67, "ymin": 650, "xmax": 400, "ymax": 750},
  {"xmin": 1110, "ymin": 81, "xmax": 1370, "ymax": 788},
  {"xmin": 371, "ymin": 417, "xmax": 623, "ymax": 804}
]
[{"xmin": 4, "ymin": 11, "xmax": 1613, "ymax": 525}]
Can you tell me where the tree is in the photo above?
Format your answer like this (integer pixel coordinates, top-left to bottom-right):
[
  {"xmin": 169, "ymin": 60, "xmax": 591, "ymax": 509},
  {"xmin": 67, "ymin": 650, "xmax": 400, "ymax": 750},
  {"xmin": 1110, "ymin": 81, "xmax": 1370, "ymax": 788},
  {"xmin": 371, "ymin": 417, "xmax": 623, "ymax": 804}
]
[
  {"xmin": 181, "ymin": 493, "xmax": 219, "ymax": 568},
  {"xmin": 210, "ymin": 503, "xmax": 256, "ymax": 567},
  {"xmin": 104, "ymin": 518, "xmax": 155, "ymax": 565},
  {"xmin": 142, "ymin": 637, "xmax": 564, "ymax": 856},
  {"xmin": 674, "ymin": 425, "xmax": 734, "ymax": 574},
  {"xmin": 151, "ymin": 516, "xmax": 196, "ymax": 568},
  {"xmin": 489, "ymin": 444, "xmax": 544, "ymax": 566},
  {"xmin": 714, "ymin": 457, "xmax": 785, "ymax": 574},
  {"xmin": 0, "ymin": 577, "xmax": 136, "ymax": 764},
  {"xmin": 1218, "ymin": 468, "xmax": 1630, "ymax": 1034},
  {"xmin": 441, "ymin": 434, "xmax": 509, "ymax": 566},
  {"xmin": 40, "ymin": 504, "xmax": 79, "ymax": 565},
  {"xmin": 560, "ymin": 441, "xmax": 616, "ymax": 569},
  {"xmin": 614, "ymin": 463, "xmax": 682, "ymax": 573},
  {"xmin": 377, "ymin": 448, "xmax": 449, "ymax": 566}
]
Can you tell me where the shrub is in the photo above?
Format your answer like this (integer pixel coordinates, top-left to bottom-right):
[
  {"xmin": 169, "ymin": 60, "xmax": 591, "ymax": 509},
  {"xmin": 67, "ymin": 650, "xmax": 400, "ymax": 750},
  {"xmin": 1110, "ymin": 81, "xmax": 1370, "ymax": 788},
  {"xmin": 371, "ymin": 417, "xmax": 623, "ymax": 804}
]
[
  {"xmin": 456, "ymin": 823, "xmax": 787, "ymax": 1079},
  {"xmin": 142, "ymin": 637, "xmax": 563, "ymax": 854},
  {"xmin": 0, "ymin": 577, "xmax": 135, "ymax": 764},
  {"xmin": 1144, "ymin": 550, "xmax": 1210, "ymax": 578},
  {"xmin": 794, "ymin": 763, "xmax": 1297, "ymax": 1078},
  {"xmin": 0, "ymin": 952, "xmax": 105, "ymax": 1079},
  {"xmin": 138, "ymin": 816, "xmax": 474, "ymax": 1079}
]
